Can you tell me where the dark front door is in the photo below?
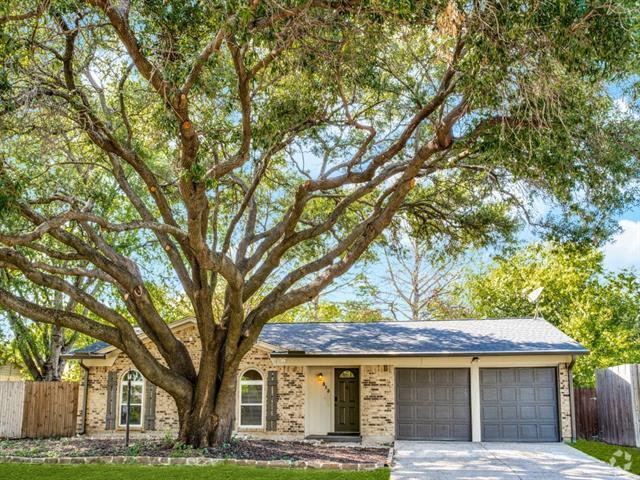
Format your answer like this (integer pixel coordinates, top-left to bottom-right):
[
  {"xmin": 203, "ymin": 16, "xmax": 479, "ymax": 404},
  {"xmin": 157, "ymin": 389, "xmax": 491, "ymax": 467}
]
[{"xmin": 334, "ymin": 368, "xmax": 359, "ymax": 433}]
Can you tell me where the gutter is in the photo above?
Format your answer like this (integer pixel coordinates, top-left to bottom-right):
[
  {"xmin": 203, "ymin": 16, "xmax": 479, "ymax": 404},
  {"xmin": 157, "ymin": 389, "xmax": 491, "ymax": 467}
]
[
  {"xmin": 79, "ymin": 361, "xmax": 90, "ymax": 435},
  {"xmin": 62, "ymin": 353, "xmax": 107, "ymax": 360},
  {"xmin": 270, "ymin": 349, "xmax": 589, "ymax": 358},
  {"xmin": 568, "ymin": 354, "xmax": 577, "ymax": 442}
]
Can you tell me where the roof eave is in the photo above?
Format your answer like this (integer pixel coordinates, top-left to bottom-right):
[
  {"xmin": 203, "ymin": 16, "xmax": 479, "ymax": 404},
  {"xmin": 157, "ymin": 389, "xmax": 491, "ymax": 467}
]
[
  {"xmin": 270, "ymin": 349, "xmax": 589, "ymax": 358},
  {"xmin": 62, "ymin": 352, "xmax": 107, "ymax": 360}
]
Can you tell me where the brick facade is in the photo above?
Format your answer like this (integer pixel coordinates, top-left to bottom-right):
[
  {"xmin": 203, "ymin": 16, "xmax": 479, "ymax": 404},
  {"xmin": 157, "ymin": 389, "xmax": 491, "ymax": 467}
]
[
  {"xmin": 79, "ymin": 324, "xmax": 305, "ymax": 438},
  {"xmin": 77, "ymin": 324, "xmax": 574, "ymax": 442},
  {"xmin": 559, "ymin": 362, "xmax": 573, "ymax": 441},
  {"xmin": 236, "ymin": 346, "xmax": 305, "ymax": 437},
  {"xmin": 360, "ymin": 365, "xmax": 395, "ymax": 441}
]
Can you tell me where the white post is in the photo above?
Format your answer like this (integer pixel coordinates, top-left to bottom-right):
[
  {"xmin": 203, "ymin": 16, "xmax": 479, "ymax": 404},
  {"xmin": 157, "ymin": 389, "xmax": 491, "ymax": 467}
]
[{"xmin": 470, "ymin": 359, "xmax": 482, "ymax": 442}]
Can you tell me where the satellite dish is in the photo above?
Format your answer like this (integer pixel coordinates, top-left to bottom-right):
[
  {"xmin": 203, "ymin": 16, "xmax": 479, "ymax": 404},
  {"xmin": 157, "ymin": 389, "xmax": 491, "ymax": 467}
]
[
  {"xmin": 526, "ymin": 287, "xmax": 544, "ymax": 319},
  {"xmin": 527, "ymin": 287, "xmax": 544, "ymax": 304}
]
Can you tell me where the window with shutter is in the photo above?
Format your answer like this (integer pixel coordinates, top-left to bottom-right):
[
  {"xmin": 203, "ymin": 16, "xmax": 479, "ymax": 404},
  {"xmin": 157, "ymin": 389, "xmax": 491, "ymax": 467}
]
[
  {"xmin": 118, "ymin": 370, "xmax": 144, "ymax": 427},
  {"xmin": 239, "ymin": 369, "xmax": 264, "ymax": 428}
]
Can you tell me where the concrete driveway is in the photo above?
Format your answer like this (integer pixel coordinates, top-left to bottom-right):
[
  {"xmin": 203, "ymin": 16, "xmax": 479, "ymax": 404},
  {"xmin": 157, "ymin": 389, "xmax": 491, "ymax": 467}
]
[{"xmin": 392, "ymin": 441, "xmax": 639, "ymax": 480}]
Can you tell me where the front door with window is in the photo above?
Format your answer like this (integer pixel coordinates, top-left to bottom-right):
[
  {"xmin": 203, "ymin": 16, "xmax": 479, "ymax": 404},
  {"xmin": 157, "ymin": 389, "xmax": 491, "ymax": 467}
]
[{"xmin": 334, "ymin": 368, "xmax": 359, "ymax": 433}]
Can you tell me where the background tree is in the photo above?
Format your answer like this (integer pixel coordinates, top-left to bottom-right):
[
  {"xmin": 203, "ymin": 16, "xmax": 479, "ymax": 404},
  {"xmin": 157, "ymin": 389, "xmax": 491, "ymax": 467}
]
[
  {"xmin": 280, "ymin": 297, "xmax": 386, "ymax": 323},
  {"xmin": 276, "ymin": 268, "xmax": 387, "ymax": 322},
  {"xmin": 0, "ymin": 329, "xmax": 14, "ymax": 367},
  {"xmin": 0, "ymin": 275, "xmax": 189, "ymax": 380},
  {"xmin": 456, "ymin": 242, "xmax": 640, "ymax": 386},
  {"xmin": 7, "ymin": 312, "xmax": 78, "ymax": 381},
  {"xmin": 363, "ymin": 232, "xmax": 465, "ymax": 321},
  {"xmin": 0, "ymin": 267, "xmax": 100, "ymax": 380},
  {"xmin": 0, "ymin": 0, "xmax": 638, "ymax": 446}
]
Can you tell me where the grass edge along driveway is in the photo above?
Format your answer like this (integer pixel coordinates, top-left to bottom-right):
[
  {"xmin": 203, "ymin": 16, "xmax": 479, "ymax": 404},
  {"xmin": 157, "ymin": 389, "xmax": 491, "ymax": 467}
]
[
  {"xmin": 571, "ymin": 439, "xmax": 640, "ymax": 476},
  {"xmin": 0, "ymin": 462, "xmax": 390, "ymax": 480}
]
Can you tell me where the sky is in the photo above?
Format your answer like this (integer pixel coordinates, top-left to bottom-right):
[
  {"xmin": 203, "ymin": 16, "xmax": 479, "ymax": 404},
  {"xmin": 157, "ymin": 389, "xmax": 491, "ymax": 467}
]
[
  {"xmin": 318, "ymin": 205, "xmax": 640, "ymax": 309},
  {"xmin": 602, "ymin": 207, "xmax": 640, "ymax": 271},
  {"xmin": 602, "ymin": 90, "xmax": 640, "ymax": 271}
]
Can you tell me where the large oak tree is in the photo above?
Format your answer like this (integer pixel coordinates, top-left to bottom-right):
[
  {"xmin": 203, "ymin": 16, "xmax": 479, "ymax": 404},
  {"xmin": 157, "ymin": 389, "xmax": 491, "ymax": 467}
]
[{"xmin": 0, "ymin": 0, "xmax": 638, "ymax": 445}]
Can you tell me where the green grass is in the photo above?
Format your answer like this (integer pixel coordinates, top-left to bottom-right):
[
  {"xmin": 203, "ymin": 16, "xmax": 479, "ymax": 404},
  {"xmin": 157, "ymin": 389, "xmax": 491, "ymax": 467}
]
[
  {"xmin": 571, "ymin": 439, "xmax": 640, "ymax": 475},
  {"xmin": 0, "ymin": 463, "xmax": 390, "ymax": 480}
]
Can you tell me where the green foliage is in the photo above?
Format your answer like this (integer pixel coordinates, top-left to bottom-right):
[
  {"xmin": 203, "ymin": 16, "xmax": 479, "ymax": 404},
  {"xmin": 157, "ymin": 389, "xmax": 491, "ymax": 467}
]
[
  {"xmin": 0, "ymin": 329, "xmax": 13, "ymax": 365},
  {"xmin": 0, "ymin": 2, "xmax": 639, "ymax": 434},
  {"xmin": 0, "ymin": 169, "xmax": 22, "ymax": 218},
  {"xmin": 400, "ymin": 180, "xmax": 520, "ymax": 259},
  {"xmin": 274, "ymin": 299, "xmax": 386, "ymax": 324},
  {"xmin": 145, "ymin": 283, "xmax": 194, "ymax": 324},
  {"xmin": 126, "ymin": 443, "xmax": 142, "ymax": 457},
  {"xmin": 456, "ymin": 242, "xmax": 640, "ymax": 386}
]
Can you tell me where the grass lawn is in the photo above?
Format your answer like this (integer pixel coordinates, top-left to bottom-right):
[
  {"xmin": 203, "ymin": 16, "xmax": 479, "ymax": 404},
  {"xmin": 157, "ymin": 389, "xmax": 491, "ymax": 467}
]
[
  {"xmin": 0, "ymin": 463, "xmax": 390, "ymax": 480},
  {"xmin": 571, "ymin": 439, "xmax": 640, "ymax": 475}
]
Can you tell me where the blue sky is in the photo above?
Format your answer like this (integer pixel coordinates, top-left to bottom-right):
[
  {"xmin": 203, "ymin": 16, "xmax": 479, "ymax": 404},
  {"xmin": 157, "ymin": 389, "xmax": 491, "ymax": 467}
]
[
  {"xmin": 602, "ymin": 206, "xmax": 640, "ymax": 271},
  {"xmin": 320, "ymin": 205, "xmax": 640, "ymax": 307},
  {"xmin": 601, "ymin": 87, "xmax": 640, "ymax": 271}
]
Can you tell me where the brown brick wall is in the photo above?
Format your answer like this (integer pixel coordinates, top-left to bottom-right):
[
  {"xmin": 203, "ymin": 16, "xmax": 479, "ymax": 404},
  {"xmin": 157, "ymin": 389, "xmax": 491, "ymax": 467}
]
[
  {"xmin": 78, "ymin": 327, "xmax": 574, "ymax": 442},
  {"xmin": 360, "ymin": 365, "xmax": 395, "ymax": 441},
  {"xmin": 80, "ymin": 324, "xmax": 305, "ymax": 437},
  {"xmin": 236, "ymin": 347, "xmax": 305, "ymax": 436},
  {"xmin": 559, "ymin": 362, "xmax": 573, "ymax": 441}
]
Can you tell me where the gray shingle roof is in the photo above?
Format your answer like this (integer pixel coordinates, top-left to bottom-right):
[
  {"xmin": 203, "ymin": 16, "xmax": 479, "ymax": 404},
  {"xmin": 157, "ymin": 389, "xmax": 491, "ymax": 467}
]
[
  {"xmin": 73, "ymin": 340, "xmax": 110, "ymax": 355},
  {"xmin": 260, "ymin": 318, "xmax": 588, "ymax": 356},
  {"xmin": 70, "ymin": 317, "xmax": 587, "ymax": 357}
]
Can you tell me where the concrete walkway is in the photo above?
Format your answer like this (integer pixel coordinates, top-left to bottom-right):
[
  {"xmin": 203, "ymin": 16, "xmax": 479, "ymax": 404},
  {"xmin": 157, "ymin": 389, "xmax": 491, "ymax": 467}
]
[{"xmin": 392, "ymin": 441, "xmax": 640, "ymax": 480}]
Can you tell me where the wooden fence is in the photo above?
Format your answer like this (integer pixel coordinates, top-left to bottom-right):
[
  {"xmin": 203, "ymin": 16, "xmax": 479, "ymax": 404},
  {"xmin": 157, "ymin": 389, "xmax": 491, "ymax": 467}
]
[
  {"xmin": 0, "ymin": 381, "xmax": 78, "ymax": 439},
  {"xmin": 596, "ymin": 365, "xmax": 640, "ymax": 447},
  {"xmin": 575, "ymin": 387, "xmax": 598, "ymax": 440}
]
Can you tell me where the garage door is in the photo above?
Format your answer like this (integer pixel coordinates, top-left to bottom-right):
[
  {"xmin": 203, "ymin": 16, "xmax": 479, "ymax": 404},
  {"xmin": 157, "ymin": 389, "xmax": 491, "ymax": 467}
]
[
  {"xmin": 396, "ymin": 368, "xmax": 471, "ymax": 441},
  {"xmin": 480, "ymin": 367, "xmax": 559, "ymax": 442}
]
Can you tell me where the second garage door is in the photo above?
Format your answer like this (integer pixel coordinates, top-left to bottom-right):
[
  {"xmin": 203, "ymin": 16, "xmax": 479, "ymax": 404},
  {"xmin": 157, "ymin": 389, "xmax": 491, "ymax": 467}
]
[
  {"xmin": 396, "ymin": 368, "xmax": 471, "ymax": 441},
  {"xmin": 480, "ymin": 367, "xmax": 559, "ymax": 442}
]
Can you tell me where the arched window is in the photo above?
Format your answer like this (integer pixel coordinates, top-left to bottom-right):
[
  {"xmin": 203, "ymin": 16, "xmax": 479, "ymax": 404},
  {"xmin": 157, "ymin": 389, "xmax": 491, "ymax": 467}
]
[
  {"xmin": 119, "ymin": 370, "xmax": 144, "ymax": 427},
  {"xmin": 239, "ymin": 369, "xmax": 263, "ymax": 428}
]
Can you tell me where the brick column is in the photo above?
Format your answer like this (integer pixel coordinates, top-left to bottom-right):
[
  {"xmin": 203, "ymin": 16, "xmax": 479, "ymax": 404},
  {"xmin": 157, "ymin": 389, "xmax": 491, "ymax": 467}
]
[{"xmin": 360, "ymin": 365, "xmax": 395, "ymax": 443}]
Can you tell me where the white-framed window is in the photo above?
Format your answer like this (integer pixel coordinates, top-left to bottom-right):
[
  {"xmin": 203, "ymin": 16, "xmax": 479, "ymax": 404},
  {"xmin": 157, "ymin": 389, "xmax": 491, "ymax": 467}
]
[
  {"xmin": 119, "ymin": 369, "xmax": 144, "ymax": 427},
  {"xmin": 239, "ymin": 369, "xmax": 263, "ymax": 428}
]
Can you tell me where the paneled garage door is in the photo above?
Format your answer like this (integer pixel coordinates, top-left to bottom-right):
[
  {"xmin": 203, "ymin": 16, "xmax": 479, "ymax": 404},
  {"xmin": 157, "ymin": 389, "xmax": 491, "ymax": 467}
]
[
  {"xmin": 480, "ymin": 367, "xmax": 559, "ymax": 442},
  {"xmin": 396, "ymin": 368, "xmax": 471, "ymax": 441}
]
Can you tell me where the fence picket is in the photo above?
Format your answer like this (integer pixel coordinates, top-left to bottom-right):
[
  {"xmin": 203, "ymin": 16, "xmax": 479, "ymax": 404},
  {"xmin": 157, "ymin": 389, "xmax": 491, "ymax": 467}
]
[{"xmin": 0, "ymin": 381, "xmax": 78, "ymax": 438}]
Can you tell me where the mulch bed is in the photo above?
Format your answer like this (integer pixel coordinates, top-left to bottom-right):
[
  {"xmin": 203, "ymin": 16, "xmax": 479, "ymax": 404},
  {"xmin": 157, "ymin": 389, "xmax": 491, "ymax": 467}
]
[{"xmin": 0, "ymin": 437, "xmax": 389, "ymax": 465}]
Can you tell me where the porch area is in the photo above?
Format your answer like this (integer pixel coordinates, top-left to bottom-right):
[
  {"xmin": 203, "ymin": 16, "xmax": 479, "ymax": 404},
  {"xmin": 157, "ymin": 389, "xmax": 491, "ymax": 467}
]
[{"xmin": 302, "ymin": 365, "xmax": 395, "ymax": 444}]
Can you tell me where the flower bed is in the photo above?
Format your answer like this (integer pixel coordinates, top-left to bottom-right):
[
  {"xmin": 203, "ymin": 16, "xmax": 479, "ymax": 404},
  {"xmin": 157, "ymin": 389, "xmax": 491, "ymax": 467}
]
[{"xmin": 0, "ymin": 438, "xmax": 391, "ymax": 470}]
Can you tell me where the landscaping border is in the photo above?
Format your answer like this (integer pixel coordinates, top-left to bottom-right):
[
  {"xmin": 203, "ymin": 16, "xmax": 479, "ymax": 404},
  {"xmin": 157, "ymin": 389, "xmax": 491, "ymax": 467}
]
[{"xmin": 0, "ymin": 450, "xmax": 393, "ymax": 471}]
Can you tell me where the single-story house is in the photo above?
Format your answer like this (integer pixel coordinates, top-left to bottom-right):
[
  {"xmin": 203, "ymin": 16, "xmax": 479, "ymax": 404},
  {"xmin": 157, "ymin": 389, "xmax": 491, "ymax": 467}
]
[{"xmin": 66, "ymin": 317, "xmax": 587, "ymax": 443}]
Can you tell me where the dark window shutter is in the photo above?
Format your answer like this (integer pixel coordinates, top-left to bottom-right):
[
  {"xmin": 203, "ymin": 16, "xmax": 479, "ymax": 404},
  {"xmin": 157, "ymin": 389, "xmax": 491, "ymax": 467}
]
[
  {"xmin": 144, "ymin": 380, "xmax": 157, "ymax": 431},
  {"xmin": 105, "ymin": 371, "xmax": 118, "ymax": 430},
  {"xmin": 266, "ymin": 371, "xmax": 278, "ymax": 431}
]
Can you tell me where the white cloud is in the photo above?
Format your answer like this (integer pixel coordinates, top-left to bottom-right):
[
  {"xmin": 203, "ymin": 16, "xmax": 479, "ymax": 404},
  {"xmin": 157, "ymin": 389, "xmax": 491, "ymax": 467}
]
[
  {"xmin": 603, "ymin": 220, "xmax": 640, "ymax": 271},
  {"xmin": 614, "ymin": 98, "xmax": 630, "ymax": 115},
  {"xmin": 613, "ymin": 97, "xmax": 639, "ymax": 120}
]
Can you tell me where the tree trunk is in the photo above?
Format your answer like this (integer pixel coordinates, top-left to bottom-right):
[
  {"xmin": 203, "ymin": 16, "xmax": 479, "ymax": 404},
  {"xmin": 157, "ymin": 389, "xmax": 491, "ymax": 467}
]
[
  {"xmin": 43, "ymin": 325, "xmax": 65, "ymax": 381},
  {"xmin": 176, "ymin": 368, "xmax": 238, "ymax": 447}
]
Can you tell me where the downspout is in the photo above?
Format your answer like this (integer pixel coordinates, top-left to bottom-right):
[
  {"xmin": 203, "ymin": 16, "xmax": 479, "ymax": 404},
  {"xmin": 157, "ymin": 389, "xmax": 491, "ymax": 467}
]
[
  {"xmin": 79, "ymin": 361, "xmax": 90, "ymax": 435},
  {"xmin": 568, "ymin": 355, "xmax": 577, "ymax": 443}
]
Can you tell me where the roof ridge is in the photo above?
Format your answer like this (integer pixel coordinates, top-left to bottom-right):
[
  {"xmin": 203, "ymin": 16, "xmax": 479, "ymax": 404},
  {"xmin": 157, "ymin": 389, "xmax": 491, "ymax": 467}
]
[{"xmin": 265, "ymin": 317, "xmax": 541, "ymax": 326}]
